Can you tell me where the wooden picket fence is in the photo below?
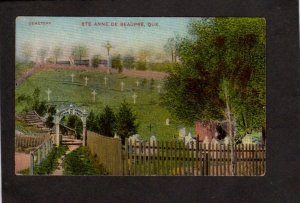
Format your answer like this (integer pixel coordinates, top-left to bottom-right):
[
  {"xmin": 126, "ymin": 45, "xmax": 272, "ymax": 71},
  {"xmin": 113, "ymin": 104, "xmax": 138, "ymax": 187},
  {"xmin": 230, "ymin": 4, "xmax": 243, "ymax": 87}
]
[
  {"xmin": 123, "ymin": 140, "xmax": 266, "ymax": 176},
  {"xmin": 15, "ymin": 134, "xmax": 51, "ymax": 151},
  {"xmin": 87, "ymin": 131, "xmax": 123, "ymax": 175}
]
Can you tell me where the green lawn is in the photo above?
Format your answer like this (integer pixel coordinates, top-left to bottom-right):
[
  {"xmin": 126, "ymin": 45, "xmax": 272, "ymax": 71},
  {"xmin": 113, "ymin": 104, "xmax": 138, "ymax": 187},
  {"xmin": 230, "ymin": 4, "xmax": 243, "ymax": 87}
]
[{"xmin": 15, "ymin": 69, "xmax": 195, "ymax": 141}]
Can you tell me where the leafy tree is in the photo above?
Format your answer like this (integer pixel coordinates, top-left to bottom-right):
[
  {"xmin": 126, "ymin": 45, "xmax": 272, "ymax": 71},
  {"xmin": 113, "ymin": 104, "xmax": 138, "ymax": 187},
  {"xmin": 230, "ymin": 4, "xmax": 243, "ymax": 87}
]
[
  {"xmin": 116, "ymin": 101, "xmax": 138, "ymax": 144},
  {"xmin": 38, "ymin": 48, "xmax": 48, "ymax": 64},
  {"xmin": 91, "ymin": 55, "xmax": 101, "ymax": 68},
  {"xmin": 53, "ymin": 46, "xmax": 63, "ymax": 64},
  {"xmin": 98, "ymin": 105, "xmax": 116, "ymax": 137},
  {"xmin": 72, "ymin": 45, "xmax": 88, "ymax": 60},
  {"xmin": 122, "ymin": 55, "xmax": 135, "ymax": 69},
  {"xmin": 21, "ymin": 42, "xmax": 33, "ymax": 62},
  {"xmin": 136, "ymin": 60, "xmax": 146, "ymax": 70},
  {"xmin": 112, "ymin": 54, "xmax": 123, "ymax": 73},
  {"xmin": 161, "ymin": 18, "xmax": 266, "ymax": 175}
]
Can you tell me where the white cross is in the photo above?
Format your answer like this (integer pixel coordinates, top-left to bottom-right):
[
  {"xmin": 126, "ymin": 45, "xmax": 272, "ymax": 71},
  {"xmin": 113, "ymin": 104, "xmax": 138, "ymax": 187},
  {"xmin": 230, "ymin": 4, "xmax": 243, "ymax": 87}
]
[
  {"xmin": 71, "ymin": 73, "xmax": 75, "ymax": 83},
  {"xmin": 46, "ymin": 88, "xmax": 52, "ymax": 101},
  {"xmin": 104, "ymin": 76, "xmax": 108, "ymax": 87},
  {"xmin": 120, "ymin": 81, "xmax": 125, "ymax": 91},
  {"xmin": 157, "ymin": 84, "xmax": 162, "ymax": 93},
  {"xmin": 132, "ymin": 92, "xmax": 137, "ymax": 104},
  {"xmin": 84, "ymin": 76, "xmax": 89, "ymax": 86},
  {"xmin": 91, "ymin": 90, "xmax": 97, "ymax": 102},
  {"xmin": 136, "ymin": 80, "xmax": 140, "ymax": 87}
]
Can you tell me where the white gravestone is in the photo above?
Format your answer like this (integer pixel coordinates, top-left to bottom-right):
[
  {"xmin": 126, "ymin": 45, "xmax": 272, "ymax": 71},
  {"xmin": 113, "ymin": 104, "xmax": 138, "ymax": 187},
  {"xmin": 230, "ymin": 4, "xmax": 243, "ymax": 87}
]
[
  {"xmin": 114, "ymin": 133, "xmax": 120, "ymax": 139},
  {"xmin": 84, "ymin": 76, "xmax": 89, "ymax": 86},
  {"xmin": 242, "ymin": 134, "xmax": 253, "ymax": 144},
  {"xmin": 120, "ymin": 81, "xmax": 125, "ymax": 91},
  {"xmin": 136, "ymin": 80, "xmax": 140, "ymax": 87},
  {"xmin": 104, "ymin": 76, "xmax": 108, "ymax": 87},
  {"xmin": 46, "ymin": 88, "xmax": 52, "ymax": 101},
  {"xmin": 157, "ymin": 84, "xmax": 162, "ymax": 93},
  {"xmin": 178, "ymin": 127, "xmax": 186, "ymax": 140},
  {"xmin": 203, "ymin": 136, "xmax": 209, "ymax": 144},
  {"xmin": 165, "ymin": 118, "xmax": 170, "ymax": 126},
  {"xmin": 185, "ymin": 132, "xmax": 196, "ymax": 147},
  {"xmin": 224, "ymin": 137, "xmax": 230, "ymax": 145},
  {"xmin": 132, "ymin": 92, "xmax": 137, "ymax": 104},
  {"xmin": 211, "ymin": 138, "xmax": 219, "ymax": 144},
  {"xmin": 91, "ymin": 90, "xmax": 97, "ymax": 102},
  {"xmin": 71, "ymin": 73, "xmax": 75, "ymax": 83}
]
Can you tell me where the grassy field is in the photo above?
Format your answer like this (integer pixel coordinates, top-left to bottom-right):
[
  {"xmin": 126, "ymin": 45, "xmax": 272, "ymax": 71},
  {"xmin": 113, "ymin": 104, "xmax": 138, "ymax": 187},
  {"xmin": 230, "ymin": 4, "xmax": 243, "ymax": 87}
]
[{"xmin": 15, "ymin": 68, "xmax": 195, "ymax": 141}]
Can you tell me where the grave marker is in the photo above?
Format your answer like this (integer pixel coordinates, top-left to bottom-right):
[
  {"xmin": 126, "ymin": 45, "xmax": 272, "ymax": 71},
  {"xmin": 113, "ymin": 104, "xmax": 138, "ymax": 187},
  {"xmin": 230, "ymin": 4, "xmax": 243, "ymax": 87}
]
[
  {"xmin": 46, "ymin": 88, "xmax": 52, "ymax": 101},
  {"xmin": 132, "ymin": 92, "xmax": 137, "ymax": 104},
  {"xmin": 84, "ymin": 76, "xmax": 89, "ymax": 86},
  {"xmin": 71, "ymin": 73, "xmax": 75, "ymax": 83},
  {"xmin": 120, "ymin": 81, "xmax": 125, "ymax": 91},
  {"xmin": 91, "ymin": 90, "xmax": 97, "ymax": 102}
]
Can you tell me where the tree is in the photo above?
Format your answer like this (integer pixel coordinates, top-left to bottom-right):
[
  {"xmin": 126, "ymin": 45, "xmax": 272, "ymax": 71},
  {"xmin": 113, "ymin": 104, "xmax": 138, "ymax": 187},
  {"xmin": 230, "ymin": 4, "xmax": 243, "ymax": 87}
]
[
  {"xmin": 116, "ymin": 101, "xmax": 138, "ymax": 144},
  {"xmin": 137, "ymin": 49, "xmax": 152, "ymax": 70},
  {"xmin": 98, "ymin": 106, "xmax": 116, "ymax": 137},
  {"xmin": 87, "ymin": 111, "xmax": 97, "ymax": 131},
  {"xmin": 164, "ymin": 34, "xmax": 183, "ymax": 63},
  {"xmin": 21, "ymin": 42, "xmax": 33, "ymax": 63},
  {"xmin": 72, "ymin": 45, "xmax": 88, "ymax": 60},
  {"xmin": 112, "ymin": 54, "xmax": 123, "ymax": 73},
  {"xmin": 38, "ymin": 48, "xmax": 48, "ymax": 64},
  {"xmin": 123, "ymin": 55, "xmax": 135, "ymax": 69},
  {"xmin": 53, "ymin": 46, "xmax": 63, "ymax": 64},
  {"xmin": 161, "ymin": 18, "xmax": 266, "ymax": 175},
  {"xmin": 92, "ymin": 55, "xmax": 101, "ymax": 68}
]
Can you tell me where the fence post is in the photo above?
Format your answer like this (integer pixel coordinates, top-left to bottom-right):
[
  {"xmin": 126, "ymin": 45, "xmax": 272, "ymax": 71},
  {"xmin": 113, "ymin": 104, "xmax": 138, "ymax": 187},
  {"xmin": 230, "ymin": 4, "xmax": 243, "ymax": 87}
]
[{"xmin": 29, "ymin": 152, "xmax": 34, "ymax": 175}]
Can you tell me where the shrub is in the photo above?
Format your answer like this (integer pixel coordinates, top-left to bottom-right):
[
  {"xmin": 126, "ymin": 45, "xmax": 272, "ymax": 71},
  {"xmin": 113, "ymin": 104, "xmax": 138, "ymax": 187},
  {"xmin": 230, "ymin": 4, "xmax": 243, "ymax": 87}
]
[{"xmin": 92, "ymin": 55, "xmax": 101, "ymax": 68}]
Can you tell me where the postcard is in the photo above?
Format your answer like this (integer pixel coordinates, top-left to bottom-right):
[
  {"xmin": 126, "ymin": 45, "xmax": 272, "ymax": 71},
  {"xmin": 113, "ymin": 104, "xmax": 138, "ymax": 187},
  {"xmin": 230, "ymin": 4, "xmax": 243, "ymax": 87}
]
[{"xmin": 15, "ymin": 17, "xmax": 266, "ymax": 176}]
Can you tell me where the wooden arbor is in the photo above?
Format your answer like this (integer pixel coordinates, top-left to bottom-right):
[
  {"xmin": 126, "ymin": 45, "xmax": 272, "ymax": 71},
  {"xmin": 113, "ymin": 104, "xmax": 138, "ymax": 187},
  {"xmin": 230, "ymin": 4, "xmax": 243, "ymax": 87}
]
[{"xmin": 54, "ymin": 104, "xmax": 89, "ymax": 146}]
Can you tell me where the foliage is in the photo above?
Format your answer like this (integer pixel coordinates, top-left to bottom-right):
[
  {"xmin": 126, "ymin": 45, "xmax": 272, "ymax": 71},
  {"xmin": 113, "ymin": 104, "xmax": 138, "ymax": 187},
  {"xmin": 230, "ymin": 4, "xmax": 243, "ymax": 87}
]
[
  {"xmin": 45, "ymin": 105, "xmax": 56, "ymax": 128},
  {"xmin": 34, "ymin": 145, "xmax": 68, "ymax": 175},
  {"xmin": 21, "ymin": 42, "xmax": 33, "ymax": 62},
  {"xmin": 91, "ymin": 55, "xmax": 101, "ymax": 68},
  {"xmin": 63, "ymin": 147, "xmax": 108, "ymax": 175},
  {"xmin": 98, "ymin": 105, "xmax": 116, "ymax": 137},
  {"xmin": 122, "ymin": 55, "xmax": 135, "ymax": 69},
  {"xmin": 136, "ymin": 60, "xmax": 146, "ymax": 70},
  {"xmin": 38, "ymin": 48, "xmax": 48, "ymax": 63},
  {"xmin": 72, "ymin": 45, "xmax": 88, "ymax": 60},
  {"xmin": 116, "ymin": 101, "xmax": 138, "ymax": 144},
  {"xmin": 112, "ymin": 54, "xmax": 123, "ymax": 73},
  {"xmin": 67, "ymin": 115, "xmax": 83, "ymax": 139},
  {"xmin": 161, "ymin": 18, "xmax": 266, "ymax": 137},
  {"xmin": 15, "ymin": 61, "xmax": 35, "ymax": 79},
  {"xmin": 53, "ymin": 46, "xmax": 63, "ymax": 64},
  {"xmin": 149, "ymin": 78, "xmax": 155, "ymax": 91}
]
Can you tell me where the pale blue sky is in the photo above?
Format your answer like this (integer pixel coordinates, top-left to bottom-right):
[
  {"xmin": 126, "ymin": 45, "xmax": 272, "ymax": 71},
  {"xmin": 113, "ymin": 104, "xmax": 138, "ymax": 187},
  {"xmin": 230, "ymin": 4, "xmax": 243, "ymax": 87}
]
[{"xmin": 16, "ymin": 17, "xmax": 202, "ymax": 61}]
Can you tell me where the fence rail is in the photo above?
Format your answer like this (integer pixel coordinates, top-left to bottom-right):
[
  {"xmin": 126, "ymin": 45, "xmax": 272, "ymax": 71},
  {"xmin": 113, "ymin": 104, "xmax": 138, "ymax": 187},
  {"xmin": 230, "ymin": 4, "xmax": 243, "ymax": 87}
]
[
  {"xmin": 124, "ymin": 140, "xmax": 266, "ymax": 176},
  {"xmin": 29, "ymin": 135, "xmax": 54, "ymax": 175}
]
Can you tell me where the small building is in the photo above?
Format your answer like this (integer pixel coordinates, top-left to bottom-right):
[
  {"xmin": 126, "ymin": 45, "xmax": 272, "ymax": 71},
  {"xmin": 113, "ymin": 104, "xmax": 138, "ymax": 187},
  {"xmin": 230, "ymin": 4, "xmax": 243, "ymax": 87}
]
[{"xmin": 195, "ymin": 121, "xmax": 229, "ymax": 143}]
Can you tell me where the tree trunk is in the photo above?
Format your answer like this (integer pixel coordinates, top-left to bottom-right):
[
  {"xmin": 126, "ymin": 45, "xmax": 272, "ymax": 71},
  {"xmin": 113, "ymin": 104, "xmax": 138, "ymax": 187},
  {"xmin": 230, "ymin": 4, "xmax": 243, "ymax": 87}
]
[{"xmin": 224, "ymin": 85, "xmax": 237, "ymax": 176}]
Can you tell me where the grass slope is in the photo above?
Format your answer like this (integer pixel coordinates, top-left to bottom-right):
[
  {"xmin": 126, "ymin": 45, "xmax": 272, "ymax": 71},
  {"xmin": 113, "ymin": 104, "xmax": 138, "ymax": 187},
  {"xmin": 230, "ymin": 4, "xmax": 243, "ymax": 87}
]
[{"xmin": 15, "ymin": 69, "xmax": 195, "ymax": 140}]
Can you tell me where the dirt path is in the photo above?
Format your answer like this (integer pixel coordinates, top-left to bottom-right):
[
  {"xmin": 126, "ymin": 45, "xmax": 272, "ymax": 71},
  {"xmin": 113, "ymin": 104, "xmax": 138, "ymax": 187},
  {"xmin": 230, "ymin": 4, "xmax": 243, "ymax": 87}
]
[
  {"xmin": 15, "ymin": 152, "xmax": 31, "ymax": 174},
  {"xmin": 52, "ymin": 145, "xmax": 80, "ymax": 176}
]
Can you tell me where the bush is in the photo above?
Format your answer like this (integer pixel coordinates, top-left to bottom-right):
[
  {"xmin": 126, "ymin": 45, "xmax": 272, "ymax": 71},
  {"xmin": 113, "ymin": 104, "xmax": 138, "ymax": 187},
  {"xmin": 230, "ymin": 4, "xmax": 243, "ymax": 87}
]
[
  {"xmin": 123, "ymin": 55, "xmax": 135, "ymax": 69},
  {"xmin": 112, "ymin": 55, "xmax": 123, "ymax": 73},
  {"xmin": 136, "ymin": 60, "xmax": 146, "ymax": 70},
  {"xmin": 98, "ymin": 105, "xmax": 116, "ymax": 137},
  {"xmin": 34, "ymin": 145, "xmax": 68, "ymax": 175},
  {"xmin": 92, "ymin": 55, "xmax": 101, "ymax": 68},
  {"xmin": 63, "ymin": 147, "xmax": 108, "ymax": 175}
]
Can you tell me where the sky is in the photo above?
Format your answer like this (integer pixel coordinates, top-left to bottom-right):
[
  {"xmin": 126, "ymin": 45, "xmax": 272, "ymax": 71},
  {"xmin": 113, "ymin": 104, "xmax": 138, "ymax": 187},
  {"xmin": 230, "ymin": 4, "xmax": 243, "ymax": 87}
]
[{"xmin": 16, "ymin": 17, "xmax": 202, "ymax": 62}]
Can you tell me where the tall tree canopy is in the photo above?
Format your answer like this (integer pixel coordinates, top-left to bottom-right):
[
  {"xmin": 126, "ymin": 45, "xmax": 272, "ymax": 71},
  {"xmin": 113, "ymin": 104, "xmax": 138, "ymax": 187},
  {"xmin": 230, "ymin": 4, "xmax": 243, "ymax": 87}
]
[
  {"xmin": 161, "ymin": 18, "xmax": 266, "ymax": 138},
  {"xmin": 72, "ymin": 45, "xmax": 88, "ymax": 60}
]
